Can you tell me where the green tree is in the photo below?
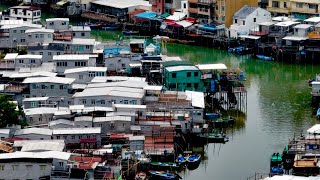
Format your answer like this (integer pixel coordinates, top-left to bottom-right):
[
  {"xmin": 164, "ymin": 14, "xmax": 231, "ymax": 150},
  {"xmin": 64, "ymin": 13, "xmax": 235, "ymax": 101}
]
[{"xmin": 0, "ymin": 94, "xmax": 21, "ymax": 127}]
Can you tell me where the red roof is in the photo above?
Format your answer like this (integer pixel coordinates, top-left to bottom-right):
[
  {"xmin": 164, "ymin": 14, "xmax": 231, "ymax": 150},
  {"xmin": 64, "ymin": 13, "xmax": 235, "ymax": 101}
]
[{"xmin": 109, "ymin": 134, "xmax": 127, "ymax": 139}]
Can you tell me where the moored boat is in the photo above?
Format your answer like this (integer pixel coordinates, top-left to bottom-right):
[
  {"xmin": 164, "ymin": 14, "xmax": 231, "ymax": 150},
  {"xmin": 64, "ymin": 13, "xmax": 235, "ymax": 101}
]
[
  {"xmin": 148, "ymin": 170, "xmax": 179, "ymax": 180},
  {"xmin": 197, "ymin": 132, "xmax": 229, "ymax": 143},
  {"xmin": 123, "ymin": 30, "xmax": 139, "ymax": 36},
  {"xmin": 175, "ymin": 154, "xmax": 187, "ymax": 165},
  {"xmin": 256, "ymin": 54, "xmax": 274, "ymax": 61},
  {"xmin": 135, "ymin": 172, "xmax": 147, "ymax": 180},
  {"xmin": 270, "ymin": 152, "xmax": 282, "ymax": 167},
  {"xmin": 186, "ymin": 154, "xmax": 201, "ymax": 170},
  {"xmin": 149, "ymin": 161, "xmax": 181, "ymax": 170}
]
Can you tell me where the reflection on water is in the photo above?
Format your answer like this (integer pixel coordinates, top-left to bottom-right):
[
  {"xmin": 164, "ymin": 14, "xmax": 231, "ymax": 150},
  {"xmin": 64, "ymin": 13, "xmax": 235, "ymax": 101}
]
[{"xmin": 166, "ymin": 43, "xmax": 320, "ymax": 179}]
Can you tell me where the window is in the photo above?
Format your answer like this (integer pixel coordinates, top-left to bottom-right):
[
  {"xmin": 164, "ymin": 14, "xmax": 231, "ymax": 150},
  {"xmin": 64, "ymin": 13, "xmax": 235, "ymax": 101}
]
[
  {"xmin": 32, "ymin": 84, "xmax": 37, "ymax": 89},
  {"xmin": 40, "ymin": 165, "xmax": 46, "ymax": 171},
  {"xmin": 20, "ymin": 30, "xmax": 25, "ymax": 33},
  {"xmin": 91, "ymin": 99, "xmax": 95, "ymax": 104},
  {"xmin": 31, "ymin": 102, "xmax": 37, "ymax": 108},
  {"xmin": 187, "ymin": 72, "xmax": 191, "ymax": 77},
  {"xmin": 48, "ymin": 34, "xmax": 51, "ymax": 38},
  {"xmin": 50, "ymin": 85, "xmax": 54, "ymax": 89},
  {"xmin": 222, "ymin": 6, "xmax": 224, "ymax": 11},
  {"xmin": 78, "ymin": 135, "xmax": 82, "ymax": 139},
  {"xmin": 73, "ymin": 33, "xmax": 75, "ymax": 36},
  {"xmin": 39, "ymin": 116, "xmax": 42, "ymax": 122},
  {"xmin": 215, "ymin": 6, "xmax": 218, "ymax": 10},
  {"xmin": 194, "ymin": 83, "xmax": 199, "ymax": 89},
  {"xmin": 296, "ymin": 3, "xmax": 303, "ymax": 8},
  {"xmin": 41, "ymin": 85, "xmax": 46, "ymax": 89},
  {"xmin": 309, "ymin": 4, "xmax": 317, "ymax": 9},
  {"xmin": 30, "ymin": 59, "xmax": 35, "ymax": 64},
  {"xmin": 86, "ymin": 135, "xmax": 90, "ymax": 138},
  {"xmin": 253, "ymin": 18, "xmax": 256, "ymax": 23},
  {"xmin": 71, "ymin": 135, "xmax": 75, "ymax": 139},
  {"xmin": 272, "ymin": 1, "xmax": 279, "ymax": 8},
  {"xmin": 59, "ymin": 162, "xmax": 64, "ymax": 167},
  {"xmin": 82, "ymin": 99, "xmax": 87, "ymax": 104},
  {"xmin": 123, "ymin": 123, "xmax": 126, "ymax": 127},
  {"xmin": 79, "ymin": 75, "xmax": 83, "ymax": 80},
  {"xmin": 19, "ymin": 59, "xmax": 24, "ymax": 63},
  {"xmin": 57, "ymin": 52, "xmax": 60, "ymax": 55},
  {"xmin": 183, "ymin": 3, "xmax": 186, "ymax": 9},
  {"xmin": 243, "ymin": 21, "xmax": 245, "ymax": 25},
  {"xmin": 101, "ymin": 100, "xmax": 105, "ymax": 104},
  {"xmin": 131, "ymin": 100, "xmax": 137, "ymax": 104},
  {"xmin": 63, "ymin": 136, "xmax": 67, "ymax": 139},
  {"xmin": 124, "ymin": 100, "xmax": 128, "ymax": 104},
  {"xmin": 0, "ymin": 165, "xmax": 4, "ymax": 171},
  {"xmin": 122, "ymin": 63, "xmax": 125, "ymax": 68},
  {"xmin": 20, "ymin": 39, "xmax": 25, "ymax": 43},
  {"xmin": 284, "ymin": 2, "xmax": 287, "ymax": 8},
  {"xmin": 59, "ymin": 85, "xmax": 64, "ymax": 89},
  {"xmin": 40, "ymin": 34, "xmax": 44, "ymax": 38},
  {"xmin": 222, "ymin": 16, "xmax": 225, "ymax": 22},
  {"xmin": 235, "ymin": 19, "xmax": 237, "ymax": 23},
  {"xmin": 61, "ymin": 22, "xmax": 66, "ymax": 25},
  {"xmin": 81, "ymin": 32, "xmax": 85, "ymax": 37},
  {"xmin": 13, "ymin": 30, "xmax": 17, "ymax": 33},
  {"xmin": 172, "ymin": 73, "xmax": 176, "ymax": 78},
  {"xmin": 26, "ymin": 165, "xmax": 32, "ymax": 170},
  {"xmin": 194, "ymin": 72, "xmax": 198, "ymax": 76},
  {"xmin": 35, "ymin": 34, "xmax": 39, "ymax": 38},
  {"xmin": 48, "ymin": 52, "xmax": 52, "ymax": 56},
  {"xmin": 39, "ymin": 52, "xmax": 43, "ymax": 55},
  {"xmin": 12, "ymin": 165, "xmax": 18, "ymax": 171},
  {"xmin": 85, "ymin": 45, "xmax": 90, "ymax": 49},
  {"xmin": 187, "ymin": 83, "xmax": 191, "ymax": 87}
]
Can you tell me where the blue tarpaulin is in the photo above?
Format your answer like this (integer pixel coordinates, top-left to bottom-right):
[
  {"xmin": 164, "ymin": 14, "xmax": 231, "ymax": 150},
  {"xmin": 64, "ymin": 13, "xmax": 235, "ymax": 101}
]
[
  {"xmin": 199, "ymin": 25, "xmax": 217, "ymax": 32},
  {"xmin": 135, "ymin": 12, "xmax": 157, "ymax": 19},
  {"xmin": 104, "ymin": 48, "xmax": 120, "ymax": 56},
  {"xmin": 211, "ymin": 80, "xmax": 215, "ymax": 92}
]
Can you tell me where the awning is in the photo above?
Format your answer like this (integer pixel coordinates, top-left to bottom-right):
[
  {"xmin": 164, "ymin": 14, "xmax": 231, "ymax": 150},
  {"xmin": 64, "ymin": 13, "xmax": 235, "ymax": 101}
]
[
  {"xmin": 198, "ymin": 25, "xmax": 216, "ymax": 32},
  {"xmin": 175, "ymin": 20, "xmax": 193, "ymax": 28},
  {"xmin": 135, "ymin": 12, "xmax": 157, "ymax": 19},
  {"xmin": 160, "ymin": 13, "xmax": 170, "ymax": 18}
]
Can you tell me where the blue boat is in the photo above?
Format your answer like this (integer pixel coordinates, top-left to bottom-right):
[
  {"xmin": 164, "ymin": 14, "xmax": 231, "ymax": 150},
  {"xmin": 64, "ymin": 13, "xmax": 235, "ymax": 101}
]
[
  {"xmin": 148, "ymin": 170, "xmax": 179, "ymax": 180},
  {"xmin": 271, "ymin": 166, "xmax": 284, "ymax": 174},
  {"xmin": 228, "ymin": 46, "xmax": 252, "ymax": 55},
  {"xmin": 256, "ymin": 55, "xmax": 274, "ymax": 61},
  {"xmin": 175, "ymin": 154, "xmax": 187, "ymax": 165},
  {"xmin": 186, "ymin": 154, "xmax": 201, "ymax": 170}
]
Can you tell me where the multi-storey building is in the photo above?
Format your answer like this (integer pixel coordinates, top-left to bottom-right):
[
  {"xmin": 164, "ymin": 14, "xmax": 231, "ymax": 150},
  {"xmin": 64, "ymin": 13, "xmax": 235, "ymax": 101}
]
[{"xmin": 188, "ymin": 0, "xmax": 258, "ymax": 27}]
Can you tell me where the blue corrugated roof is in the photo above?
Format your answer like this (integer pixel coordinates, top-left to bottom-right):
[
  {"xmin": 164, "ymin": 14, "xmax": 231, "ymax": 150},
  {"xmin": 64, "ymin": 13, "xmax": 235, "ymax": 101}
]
[
  {"xmin": 104, "ymin": 48, "xmax": 120, "ymax": 55},
  {"xmin": 135, "ymin": 12, "xmax": 157, "ymax": 19},
  {"xmin": 199, "ymin": 25, "xmax": 216, "ymax": 32}
]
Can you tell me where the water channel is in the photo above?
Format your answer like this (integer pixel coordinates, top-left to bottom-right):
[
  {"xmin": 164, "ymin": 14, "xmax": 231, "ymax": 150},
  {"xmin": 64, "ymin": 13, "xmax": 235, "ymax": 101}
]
[{"xmin": 0, "ymin": 4, "xmax": 320, "ymax": 178}]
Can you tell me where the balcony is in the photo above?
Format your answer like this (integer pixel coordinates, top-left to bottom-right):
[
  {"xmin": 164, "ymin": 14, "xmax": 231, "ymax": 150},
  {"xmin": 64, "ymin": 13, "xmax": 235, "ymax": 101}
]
[
  {"xmin": 291, "ymin": 7, "xmax": 318, "ymax": 14},
  {"xmin": 267, "ymin": 6, "xmax": 290, "ymax": 14}
]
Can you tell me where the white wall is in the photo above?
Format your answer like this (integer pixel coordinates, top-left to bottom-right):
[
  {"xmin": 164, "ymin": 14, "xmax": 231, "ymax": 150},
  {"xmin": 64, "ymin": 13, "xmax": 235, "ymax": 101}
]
[
  {"xmin": 46, "ymin": 20, "xmax": 69, "ymax": 31},
  {"xmin": 229, "ymin": 8, "xmax": 271, "ymax": 38},
  {"xmin": 14, "ymin": 134, "xmax": 51, "ymax": 140},
  {"xmin": 0, "ymin": 162, "xmax": 51, "ymax": 179}
]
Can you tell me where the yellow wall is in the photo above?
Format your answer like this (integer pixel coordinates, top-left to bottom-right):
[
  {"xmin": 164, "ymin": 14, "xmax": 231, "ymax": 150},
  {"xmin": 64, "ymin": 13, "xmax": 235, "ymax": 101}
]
[{"xmin": 217, "ymin": 0, "xmax": 258, "ymax": 27}]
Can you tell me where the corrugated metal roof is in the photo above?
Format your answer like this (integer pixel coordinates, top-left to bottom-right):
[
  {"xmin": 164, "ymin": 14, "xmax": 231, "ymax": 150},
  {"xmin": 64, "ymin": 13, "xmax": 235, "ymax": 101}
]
[
  {"xmin": 73, "ymin": 86, "xmax": 145, "ymax": 98},
  {"xmin": 275, "ymin": 21, "xmax": 300, "ymax": 27},
  {"xmin": 71, "ymin": 26, "xmax": 91, "ymax": 32},
  {"xmin": 0, "ymin": 129, "xmax": 10, "ymax": 135},
  {"xmin": 305, "ymin": 17, "xmax": 320, "ymax": 23},
  {"xmin": 93, "ymin": 116, "xmax": 132, "ymax": 122},
  {"xmin": 53, "ymin": 54, "xmax": 90, "ymax": 61},
  {"xmin": 49, "ymin": 119, "xmax": 74, "ymax": 127},
  {"xmin": 22, "ymin": 76, "xmax": 75, "ymax": 84},
  {"xmin": 64, "ymin": 67, "xmax": 107, "ymax": 74},
  {"xmin": 1, "ymin": 24, "xmax": 42, "ymax": 29},
  {"xmin": 16, "ymin": 55, "xmax": 42, "ymax": 59},
  {"xmin": 15, "ymin": 128, "xmax": 53, "ymax": 136},
  {"xmin": 23, "ymin": 97, "xmax": 49, "ymax": 102},
  {"xmin": 0, "ymin": 151, "xmax": 71, "ymax": 160},
  {"xmin": 196, "ymin": 63, "xmax": 227, "ymax": 70},
  {"xmin": 144, "ymin": 85, "xmax": 162, "ymax": 91},
  {"xmin": 24, "ymin": 107, "xmax": 69, "ymax": 115},
  {"xmin": 294, "ymin": 24, "xmax": 313, "ymax": 29},
  {"xmin": 4, "ymin": 53, "xmax": 19, "ymax": 60},
  {"xmin": 0, "ymin": 19, "xmax": 23, "ymax": 25},
  {"xmin": 186, "ymin": 91, "xmax": 205, "ymax": 109},
  {"xmin": 233, "ymin": 5, "xmax": 257, "ymax": 20},
  {"xmin": 25, "ymin": 28, "xmax": 54, "ymax": 33},
  {"xmin": 10, "ymin": 71, "xmax": 57, "ymax": 78},
  {"xmin": 46, "ymin": 18, "xmax": 70, "ymax": 22},
  {"xmin": 165, "ymin": 65, "xmax": 199, "ymax": 72},
  {"xmin": 21, "ymin": 141, "xmax": 65, "ymax": 152},
  {"xmin": 53, "ymin": 127, "xmax": 101, "ymax": 135},
  {"xmin": 129, "ymin": 135, "xmax": 145, "ymax": 141},
  {"xmin": 13, "ymin": 140, "xmax": 65, "ymax": 147},
  {"xmin": 91, "ymin": 76, "xmax": 146, "ymax": 83},
  {"xmin": 87, "ymin": 80, "xmax": 147, "ymax": 89},
  {"xmin": 113, "ymin": 104, "xmax": 146, "ymax": 109},
  {"xmin": 92, "ymin": 0, "xmax": 151, "ymax": 9}
]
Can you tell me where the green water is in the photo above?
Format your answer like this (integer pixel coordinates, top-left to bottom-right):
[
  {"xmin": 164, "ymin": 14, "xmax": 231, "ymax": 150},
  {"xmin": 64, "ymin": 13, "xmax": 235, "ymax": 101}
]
[{"xmin": 105, "ymin": 36, "xmax": 319, "ymax": 179}]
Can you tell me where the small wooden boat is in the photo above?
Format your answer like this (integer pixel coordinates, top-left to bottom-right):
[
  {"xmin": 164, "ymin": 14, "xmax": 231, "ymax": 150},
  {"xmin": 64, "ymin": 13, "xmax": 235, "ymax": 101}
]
[
  {"xmin": 256, "ymin": 54, "xmax": 273, "ymax": 61},
  {"xmin": 209, "ymin": 116, "xmax": 235, "ymax": 127},
  {"xmin": 197, "ymin": 132, "xmax": 229, "ymax": 143},
  {"xmin": 186, "ymin": 154, "xmax": 201, "ymax": 170},
  {"xmin": 135, "ymin": 172, "xmax": 147, "ymax": 180},
  {"xmin": 228, "ymin": 46, "xmax": 252, "ymax": 55},
  {"xmin": 175, "ymin": 154, "xmax": 187, "ymax": 165},
  {"xmin": 149, "ymin": 161, "xmax": 180, "ymax": 170},
  {"xmin": 148, "ymin": 170, "xmax": 179, "ymax": 180}
]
